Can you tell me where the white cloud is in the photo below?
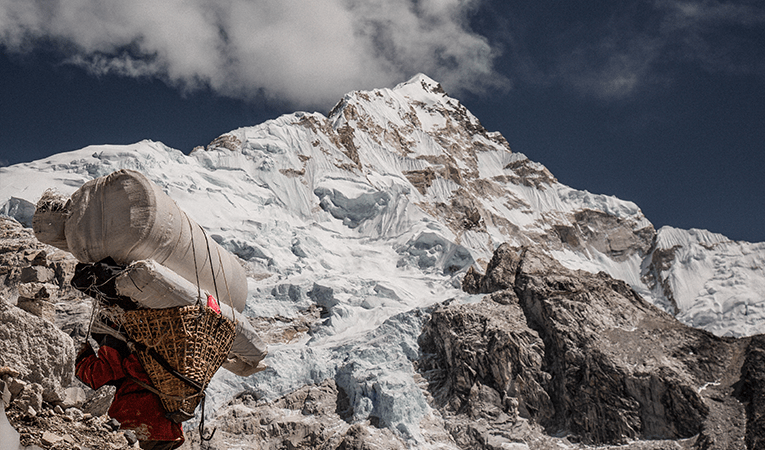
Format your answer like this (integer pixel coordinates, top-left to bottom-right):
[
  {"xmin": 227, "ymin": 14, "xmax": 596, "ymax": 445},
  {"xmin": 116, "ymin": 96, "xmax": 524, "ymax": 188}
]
[{"xmin": 0, "ymin": 0, "xmax": 506, "ymax": 108}]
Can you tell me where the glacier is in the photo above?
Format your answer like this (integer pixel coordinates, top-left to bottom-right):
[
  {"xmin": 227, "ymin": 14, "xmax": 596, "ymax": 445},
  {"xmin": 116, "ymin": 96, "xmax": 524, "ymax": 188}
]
[{"xmin": 1, "ymin": 73, "xmax": 764, "ymax": 447}]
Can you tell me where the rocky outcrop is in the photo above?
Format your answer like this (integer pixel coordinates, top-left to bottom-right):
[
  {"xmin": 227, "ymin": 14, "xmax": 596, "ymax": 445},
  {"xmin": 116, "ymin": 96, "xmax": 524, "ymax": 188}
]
[
  {"xmin": 422, "ymin": 243, "xmax": 756, "ymax": 448},
  {"xmin": 0, "ymin": 300, "xmax": 76, "ymax": 403},
  {"xmin": 0, "ymin": 218, "xmax": 89, "ymax": 341},
  {"xmin": 567, "ymin": 209, "xmax": 654, "ymax": 262},
  {"xmin": 0, "ymin": 217, "xmax": 125, "ymax": 447}
]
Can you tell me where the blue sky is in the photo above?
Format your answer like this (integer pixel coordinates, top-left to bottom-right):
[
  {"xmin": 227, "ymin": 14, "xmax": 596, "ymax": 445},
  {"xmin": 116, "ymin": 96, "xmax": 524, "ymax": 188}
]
[{"xmin": 1, "ymin": 0, "xmax": 763, "ymax": 242}]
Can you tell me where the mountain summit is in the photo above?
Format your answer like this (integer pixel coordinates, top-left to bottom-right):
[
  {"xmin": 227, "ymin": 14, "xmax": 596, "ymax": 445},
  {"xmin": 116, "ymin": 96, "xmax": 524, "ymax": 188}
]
[{"xmin": 1, "ymin": 75, "xmax": 764, "ymax": 448}]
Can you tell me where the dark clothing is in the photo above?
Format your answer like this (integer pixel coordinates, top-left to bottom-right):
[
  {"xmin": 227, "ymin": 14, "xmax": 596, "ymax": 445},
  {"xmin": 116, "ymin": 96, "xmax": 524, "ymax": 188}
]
[
  {"xmin": 140, "ymin": 441, "xmax": 181, "ymax": 450},
  {"xmin": 75, "ymin": 342, "xmax": 184, "ymax": 448}
]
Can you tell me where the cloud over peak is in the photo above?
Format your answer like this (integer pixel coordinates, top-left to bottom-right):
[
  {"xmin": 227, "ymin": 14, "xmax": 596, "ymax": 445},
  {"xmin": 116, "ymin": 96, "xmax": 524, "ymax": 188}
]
[{"xmin": 0, "ymin": 0, "xmax": 506, "ymax": 109}]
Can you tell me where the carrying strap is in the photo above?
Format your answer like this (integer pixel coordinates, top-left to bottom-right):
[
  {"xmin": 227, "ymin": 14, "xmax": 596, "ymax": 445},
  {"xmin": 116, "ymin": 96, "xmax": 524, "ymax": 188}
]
[
  {"xmin": 128, "ymin": 376, "xmax": 199, "ymax": 424},
  {"xmin": 92, "ymin": 317, "xmax": 204, "ymax": 392},
  {"xmin": 127, "ymin": 375, "xmax": 202, "ymax": 402},
  {"xmin": 126, "ymin": 340, "xmax": 204, "ymax": 392}
]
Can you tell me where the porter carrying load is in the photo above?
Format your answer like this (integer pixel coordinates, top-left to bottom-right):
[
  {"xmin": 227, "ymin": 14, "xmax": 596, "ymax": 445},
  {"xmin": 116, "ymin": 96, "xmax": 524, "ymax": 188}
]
[{"xmin": 32, "ymin": 169, "xmax": 267, "ymax": 442}]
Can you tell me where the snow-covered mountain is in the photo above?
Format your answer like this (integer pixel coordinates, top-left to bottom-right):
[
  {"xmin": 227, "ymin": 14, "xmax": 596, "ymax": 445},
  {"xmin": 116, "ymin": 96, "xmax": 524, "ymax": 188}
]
[{"xmin": 1, "ymin": 74, "xmax": 764, "ymax": 447}]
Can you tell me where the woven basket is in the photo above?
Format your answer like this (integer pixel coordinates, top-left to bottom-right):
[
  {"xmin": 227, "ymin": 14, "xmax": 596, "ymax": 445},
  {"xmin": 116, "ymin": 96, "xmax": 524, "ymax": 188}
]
[{"xmin": 121, "ymin": 304, "xmax": 236, "ymax": 418}]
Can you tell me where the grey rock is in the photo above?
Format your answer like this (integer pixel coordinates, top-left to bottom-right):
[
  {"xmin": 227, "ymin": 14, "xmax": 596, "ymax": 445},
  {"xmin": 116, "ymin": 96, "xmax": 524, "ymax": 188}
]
[
  {"xmin": 462, "ymin": 243, "xmax": 522, "ymax": 294},
  {"xmin": 0, "ymin": 197, "xmax": 36, "ymax": 227},
  {"xmin": 8, "ymin": 377, "xmax": 27, "ymax": 398},
  {"xmin": 736, "ymin": 335, "xmax": 765, "ymax": 450},
  {"xmin": 55, "ymin": 300, "xmax": 93, "ymax": 341},
  {"xmin": 308, "ymin": 282, "xmax": 339, "ymax": 313},
  {"xmin": 123, "ymin": 430, "xmax": 138, "ymax": 445},
  {"xmin": 40, "ymin": 430, "xmax": 64, "ymax": 446},
  {"xmin": 271, "ymin": 283, "xmax": 304, "ymax": 302},
  {"xmin": 0, "ymin": 299, "xmax": 75, "ymax": 403},
  {"xmin": 81, "ymin": 384, "xmax": 116, "ymax": 417},
  {"xmin": 104, "ymin": 417, "xmax": 120, "ymax": 431},
  {"xmin": 0, "ymin": 379, "xmax": 10, "ymax": 406},
  {"xmin": 15, "ymin": 295, "xmax": 56, "ymax": 322},
  {"xmin": 20, "ymin": 266, "xmax": 55, "ymax": 283},
  {"xmin": 419, "ymin": 290, "xmax": 552, "ymax": 425},
  {"xmin": 60, "ymin": 386, "xmax": 88, "ymax": 409},
  {"xmin": 16, "ymin": 382, "xmax": 43, "ymax": 413},
  {"xmin": 567, "ymin": 209, "xmax": 654, "ymax": 262}
]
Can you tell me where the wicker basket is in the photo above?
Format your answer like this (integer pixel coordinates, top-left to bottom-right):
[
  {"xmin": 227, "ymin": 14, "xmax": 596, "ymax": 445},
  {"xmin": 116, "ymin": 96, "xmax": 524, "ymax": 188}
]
[{"xmin": 121, "ymin": 304, "xmax": 236, "ymax": 419}]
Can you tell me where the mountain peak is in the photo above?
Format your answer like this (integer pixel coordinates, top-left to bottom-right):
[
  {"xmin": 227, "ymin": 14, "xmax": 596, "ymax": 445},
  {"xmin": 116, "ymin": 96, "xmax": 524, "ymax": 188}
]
[{"xmin": 394, "ymin": 73, "xmax": 446, "ymax": 96}]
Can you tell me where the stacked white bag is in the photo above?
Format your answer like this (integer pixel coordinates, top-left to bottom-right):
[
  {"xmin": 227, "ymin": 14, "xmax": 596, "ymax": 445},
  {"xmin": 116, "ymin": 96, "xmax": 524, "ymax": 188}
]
[{"xmin": 33, "ymin": 169, "xmax": 266, "ymax": 376}]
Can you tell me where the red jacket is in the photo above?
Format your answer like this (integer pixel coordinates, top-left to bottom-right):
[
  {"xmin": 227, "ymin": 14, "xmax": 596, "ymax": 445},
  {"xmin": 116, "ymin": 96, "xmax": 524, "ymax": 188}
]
[{"xmin": 75, "ymin": 344, "xmax": 185, "ymax": 446}]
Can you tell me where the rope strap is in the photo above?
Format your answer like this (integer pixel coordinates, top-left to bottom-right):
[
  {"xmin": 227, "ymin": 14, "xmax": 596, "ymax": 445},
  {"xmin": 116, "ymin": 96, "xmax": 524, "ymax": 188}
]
[
  {"xmin": 128, "ymin": 376, "xmax": 203, "ymax": 402},
  {"xmin": 92, "ymin": 317, "xmax": 204, "ymax": 392},
  {"xmin": 126, "ymin": 340, "xmax": 204, "ymax": 392}
]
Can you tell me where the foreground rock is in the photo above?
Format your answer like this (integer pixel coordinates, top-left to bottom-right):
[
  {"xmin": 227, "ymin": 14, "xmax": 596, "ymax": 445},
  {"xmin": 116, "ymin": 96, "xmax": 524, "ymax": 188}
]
[
  {"xmin": 1, "ymin": 218, "xmax": 125, "ymax": 448},
  {"xmin": 0, "ymin": 301, "xmax": 75, "ymax": 404},
  {"xmin": 0, "ymin": 218, "xmax": 89, "ymax": 404},
  {"xmin": 182, "ymin": 380, "xmax": 412, "ymax": 450},
  {"xmin": 4, "ymin": 401, "xmax": 135, "ymax": 450},
  {"xmin": 421, "ymin": 244, "xmax": 759, "ymax": 449}
]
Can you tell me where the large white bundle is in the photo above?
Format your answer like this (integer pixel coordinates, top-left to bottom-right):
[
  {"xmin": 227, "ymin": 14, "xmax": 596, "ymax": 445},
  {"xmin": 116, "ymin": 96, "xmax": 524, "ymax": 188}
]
[
  {"xmin": 59, "ymin": 169, "xmax": 247, "ymax": 312},
  {"xmin": 115, "ymin": 259, "xmax": 267, "ymax": 377}
]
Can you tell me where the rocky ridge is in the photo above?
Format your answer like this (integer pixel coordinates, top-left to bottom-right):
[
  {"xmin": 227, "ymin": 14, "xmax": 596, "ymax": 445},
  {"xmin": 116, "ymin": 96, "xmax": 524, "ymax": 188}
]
[
  {"xmin": 422, "ymin": 243, "xmax": 758, "ymax": 448},
  {"xmin": 185, "ymin": 242, "xmax": 763, "ymax": 449}
]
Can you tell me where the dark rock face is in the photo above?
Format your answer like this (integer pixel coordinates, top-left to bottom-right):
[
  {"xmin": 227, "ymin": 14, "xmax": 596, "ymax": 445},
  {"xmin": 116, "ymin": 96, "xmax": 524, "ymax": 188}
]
[
  {"xmin": 738, "ymin": 335, "xmax": 765, "ymax": 450},
  {"xmin": 461, "ymin": 244, "xmax": 522, "ymax": 295},
  {"xmin": 419, "ymin": 293, "xmax": 552, "ymax": 424},
  {"xmin": 423, "ymin": 243, "xmax": 757, "ymax": 448}
]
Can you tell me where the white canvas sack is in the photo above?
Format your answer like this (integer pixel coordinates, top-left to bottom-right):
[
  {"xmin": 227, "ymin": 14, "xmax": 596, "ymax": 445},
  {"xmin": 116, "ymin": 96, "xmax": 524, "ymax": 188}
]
[{"xmin": 62, "ymin": 169, "xmax": 247, "ymax": 312}]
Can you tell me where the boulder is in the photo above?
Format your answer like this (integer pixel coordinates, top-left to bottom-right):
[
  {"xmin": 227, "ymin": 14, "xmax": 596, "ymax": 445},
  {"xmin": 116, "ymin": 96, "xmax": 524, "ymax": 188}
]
[
  {"xmin": 0, "ymin": 299, "xmax": 75, "ymax": 403},
  {"xmin": 16, "ymin": 382, "xmax": 43, "ymax": 414},
  {"xmin": 0, "ymin": 380, "xmax": 10, "ymax": 406},
  {"xmin": 59, "ymin": 386, "xmax": 88, "ymax": 409}
]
